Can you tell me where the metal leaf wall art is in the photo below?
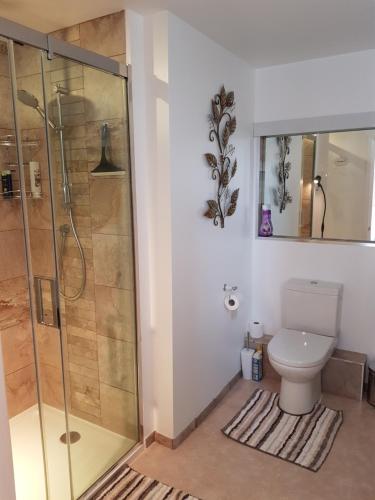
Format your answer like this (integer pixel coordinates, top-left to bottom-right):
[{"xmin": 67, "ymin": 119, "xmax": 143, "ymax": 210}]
[
  {"xmin": 204, "ymin": 86, "xmax": 239, "ymax": 228},
  {"xmin": 277, "ymin": 135, "xmax": 292, "ymax": 213}
]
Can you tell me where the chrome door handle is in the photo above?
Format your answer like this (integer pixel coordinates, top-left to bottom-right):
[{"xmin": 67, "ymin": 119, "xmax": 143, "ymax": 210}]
[{"xmin": 34, "ymin": 276, "xmax": 60, "ymax": 328}]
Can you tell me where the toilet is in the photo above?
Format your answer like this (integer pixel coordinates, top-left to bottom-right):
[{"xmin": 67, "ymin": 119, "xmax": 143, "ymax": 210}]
[{"xmin": 268, "ymin": 279, "xmax": 343, "ymax": 415}]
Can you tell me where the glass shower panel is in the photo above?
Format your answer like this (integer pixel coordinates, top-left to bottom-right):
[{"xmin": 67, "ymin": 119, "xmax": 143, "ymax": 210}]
[
  {"xmin": 0, "ymin": 36, "xmax": 47, "ymax": 500},
  {"xmin": 43, "ymin": 54, "xmax": 139, "ymax": 498},
  {"xmin": 11, "ymin": 42, "xmax": 72, "ymax": 500}
]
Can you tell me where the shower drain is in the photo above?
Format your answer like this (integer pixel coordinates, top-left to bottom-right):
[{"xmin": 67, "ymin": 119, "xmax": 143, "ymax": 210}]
[{"xmin": 59, "ymin": 431, "xmax": 81, "ymax": 444}]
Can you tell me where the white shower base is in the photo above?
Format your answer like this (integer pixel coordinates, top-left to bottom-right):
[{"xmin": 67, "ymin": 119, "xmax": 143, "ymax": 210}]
[{"xmin": 9, "ymin": 404, "xmax": 136, "ymax": 500}]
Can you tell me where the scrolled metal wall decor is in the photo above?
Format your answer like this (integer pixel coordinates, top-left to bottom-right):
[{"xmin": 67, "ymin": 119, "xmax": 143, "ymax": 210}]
[
  {"xmin": 204, "ymin": 86, "xmax": 239, "ymax": 228},
  {"xmin": 277, "ymin": 135, "xmax": 292, "ymax": 213}
]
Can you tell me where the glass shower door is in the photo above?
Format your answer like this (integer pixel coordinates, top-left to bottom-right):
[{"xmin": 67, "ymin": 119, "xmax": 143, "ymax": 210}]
[
  {"xmin": 6, "ymin": 37, "xmax": 138, "ymax": 499},
  {"xmin": 10, "ymin": 41, "xmax": 72, "ymax": 500},
  {"xmin": 42, "ymin": 54, "xmax": 139, "ymax": 498}
]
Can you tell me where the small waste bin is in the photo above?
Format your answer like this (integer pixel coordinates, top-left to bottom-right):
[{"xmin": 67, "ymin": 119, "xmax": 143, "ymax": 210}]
[{"xmin": 368, "ymin": 361, "xmax": 375, "ymax": 407}]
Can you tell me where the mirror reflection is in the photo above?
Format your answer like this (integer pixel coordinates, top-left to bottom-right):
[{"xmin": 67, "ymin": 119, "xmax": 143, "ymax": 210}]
[{"xmin": 259, "ymin": 129, "xmax": 375, "ymax": 242}]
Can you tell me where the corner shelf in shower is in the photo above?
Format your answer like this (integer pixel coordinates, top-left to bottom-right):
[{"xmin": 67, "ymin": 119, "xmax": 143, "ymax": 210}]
[{"xmin": 0, "ymin": 135, "xmax": 40, "ymax": 148}]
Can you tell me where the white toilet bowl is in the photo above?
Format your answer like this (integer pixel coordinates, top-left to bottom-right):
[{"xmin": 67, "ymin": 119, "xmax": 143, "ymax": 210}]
[{"xmin": 268, "ymin": 329, "xmax": 336, "ymax": 415}]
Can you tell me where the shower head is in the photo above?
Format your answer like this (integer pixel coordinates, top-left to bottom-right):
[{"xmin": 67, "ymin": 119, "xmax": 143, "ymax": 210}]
[
  {"xmin": 17, "ymin": 89, "xmax": 39, "ymax": 109},
  {"xmin": 17, "ymin": 89, "xmax": 57, "ymax": 129}
]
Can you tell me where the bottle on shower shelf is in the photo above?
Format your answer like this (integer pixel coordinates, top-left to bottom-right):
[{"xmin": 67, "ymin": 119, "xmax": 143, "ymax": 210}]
[
  {"xmin": 1, "ymin": 170, "xmax": 13, "ymax": 198},
  {"xmin": 258, "ymin": 204, "xmax": 273, "ymax": 237},
  {"xmin": 29, "ymin": 161, "xmax": 42, "ymax": 198}
]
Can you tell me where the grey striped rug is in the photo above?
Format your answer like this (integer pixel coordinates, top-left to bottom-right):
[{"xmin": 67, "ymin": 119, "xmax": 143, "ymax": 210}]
[
  {"xmin": 80, "ymin": 463, "xmax": 199, "ymax": 500},
  {"xmin": 222, "ymin": 388, "xmax": 343, "ymax": 472}
]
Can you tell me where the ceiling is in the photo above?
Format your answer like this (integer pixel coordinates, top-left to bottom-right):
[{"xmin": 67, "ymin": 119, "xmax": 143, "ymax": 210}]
[{"xmin": 1, "ymin": 0, "xmax": 375, "ymax": 67}]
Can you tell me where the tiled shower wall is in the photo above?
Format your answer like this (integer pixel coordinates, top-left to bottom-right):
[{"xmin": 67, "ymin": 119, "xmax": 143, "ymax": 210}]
[{"xmin": 50, "ymin": 11, "xmax": 138, "ymax": 440}]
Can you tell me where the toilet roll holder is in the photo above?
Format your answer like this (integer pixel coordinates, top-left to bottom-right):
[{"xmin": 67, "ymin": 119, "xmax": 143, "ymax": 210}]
[{"xmin": 223, "ymin": 284, "xmax": 238, "ymax": 292}]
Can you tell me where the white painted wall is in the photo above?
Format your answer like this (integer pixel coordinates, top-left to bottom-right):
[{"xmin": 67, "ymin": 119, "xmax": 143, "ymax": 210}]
[
  {"xmin": 255, "ymin": 49, "xmax": 375, "ymax": 122},
  {"xmin": 253, "ymin": 50, "xmax": 375, "ymax": 363},
  {"xmin": 312, "ymin": 132, "xmax": 371, "ymax": 240},
  {"xmin": 126, "ymin": 10, "xmax": 175, "ymax": 438},
  {"xmin": 168, "ymin": 14, "xmax": 253, "ymax": 436},
  {"xmin": 127, "ymin": 11, "xmax": 253, "ymax": 438}
]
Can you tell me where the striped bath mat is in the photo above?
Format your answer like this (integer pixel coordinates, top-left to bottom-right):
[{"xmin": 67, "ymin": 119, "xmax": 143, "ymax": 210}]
[
  {"xmin": 80, "ymin": 463, "xmax": 199, "ymax": 499},
  {"xmin": 222, "ymin": 388, "xmax": 343, "ymax": 472}
]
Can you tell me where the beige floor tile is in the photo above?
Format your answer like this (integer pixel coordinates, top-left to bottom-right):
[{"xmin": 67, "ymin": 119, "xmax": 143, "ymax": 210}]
[{"xmin": 132, "ymin": 378, "xmax": 375, "ymax": 500}]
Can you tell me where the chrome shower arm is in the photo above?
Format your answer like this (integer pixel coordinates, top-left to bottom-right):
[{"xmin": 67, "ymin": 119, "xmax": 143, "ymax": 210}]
[{"xmin": 35, "ymin": 104, "xmax": 56, "ymax": 129}]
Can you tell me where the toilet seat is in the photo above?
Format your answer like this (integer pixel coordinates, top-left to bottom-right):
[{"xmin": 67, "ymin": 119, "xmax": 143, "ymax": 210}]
[{"xmin": 268, "ymin": 328, "xmax": 335, "ymax": 368}]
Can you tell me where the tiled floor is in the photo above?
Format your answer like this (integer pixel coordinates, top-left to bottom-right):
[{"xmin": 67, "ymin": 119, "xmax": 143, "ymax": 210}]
[{"xmin": 132, "ymin": 378, "xmax": 375, "ymax": 500}]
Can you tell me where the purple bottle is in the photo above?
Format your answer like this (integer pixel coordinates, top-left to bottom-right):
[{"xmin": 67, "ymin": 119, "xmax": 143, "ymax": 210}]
[{"xmin": 259, "ymin": 204, "xmax": 273, "ymax": 237}]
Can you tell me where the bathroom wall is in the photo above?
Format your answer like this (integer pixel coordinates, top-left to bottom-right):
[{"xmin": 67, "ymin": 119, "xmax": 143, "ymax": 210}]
[
  {"xmin": 312, "ymin": 132, "xmax": 371, "ymax": 240},
  {"xmin": 127, "ymin": 11, "xmax": 254, "ymax": 439},
  {"xmin": 252, "ymin": 49, "xmax": 375, "ymax": 362}
]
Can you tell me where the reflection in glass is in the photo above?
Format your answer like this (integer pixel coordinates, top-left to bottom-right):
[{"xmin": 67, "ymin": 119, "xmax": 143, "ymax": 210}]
[{"xmin": 260, "ymin": 129, "xmax": 375, "ymax": 242}]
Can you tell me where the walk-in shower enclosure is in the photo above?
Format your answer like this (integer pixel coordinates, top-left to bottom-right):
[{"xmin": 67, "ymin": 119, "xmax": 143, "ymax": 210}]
[{"xmin": 0, "ymin": 17, "xmax": 139, "ymax": 500}]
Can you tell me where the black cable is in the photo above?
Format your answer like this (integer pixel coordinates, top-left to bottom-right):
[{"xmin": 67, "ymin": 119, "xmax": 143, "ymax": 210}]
[{"xmin": 319, "ymin": 184, "xmax": 326, "ymax": 238}]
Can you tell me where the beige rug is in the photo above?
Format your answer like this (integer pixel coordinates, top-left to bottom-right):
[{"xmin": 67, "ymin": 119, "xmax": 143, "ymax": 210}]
[
  {"xmin": 80, "ymin": 463, "xmax": 199, "ymax": 499},
  {"xmin": 222, "ymin": 388, "xmax": 343, "ymax": 472}
]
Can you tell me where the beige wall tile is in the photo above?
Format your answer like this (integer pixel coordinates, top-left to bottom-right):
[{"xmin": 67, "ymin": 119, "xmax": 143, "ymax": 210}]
[
  {"xmin": 97, "ymin": 335, "xmax": 136, "ymax": 393},
  {"xmin": 111, "ymin": 54, "xmax": 126, "ymax": 65},
  {"xmin": 69, "ymin": 361, "xmax": 98, "ymax": 380},
  {"xmin": 79, "ymin": 11, "xmax": 125, "ymax": 58},
  {"xmin": 83, "ymin": 66, "xmax": 125, "ymax": 122},
  {"xmin": 92, "ymin": 233, "xmax": 133, "ymax": 289},
  {"xmin": 95, "ymin": 285, "xmax": 136, "ymax": 342},
  {"xmin": 0, "ymin": 199, "xmax": 23, "ymax": 232},
  {"xmin": 0, "ymin": 276, "xmax": 30, "ymax": 330},
  {"xmin": 36, "ymin": 324, "xmax": 62, "ymax": 369},
  {"xmin": 100, "ymin": 382, "xmax": 138, "ymax": 439},
  {"xmin": 5, "ymin": 364, "xmax": 37, "ymax": 417},
  {"xmin": 1, "ymin": 320, "xmax": 33, "ymax": 375},
  {"xmin": 29, "ymin": 228, "xmax": 55, "ymax": 277},
  {"xmin": 0, "ymin": 230, "xmax": 27, "ymax": 281},
  {"xmin": 50, "ymin": 25, "xmax": 80, "ymax": 43},
  {"xmin": 0, "ymin": 49, "xmax": 9, "ymax": 77},
  {"xmin": 0, "ymin": 76, "xmax": 14, "ymax": 128},
  {"xmin": 39, "ymin": 363, "xmax": 65, "ymax": 410},
  {"xmin": 91, "ymin": 177, "xmax": 131, "ymax": 236},
  {"xmin": 27, "ymin": 182, "xmax": 53, "ymax": 230},
  {"xmin": 14, "ymin": 44, "xmax": 42, "ymax": 78}
]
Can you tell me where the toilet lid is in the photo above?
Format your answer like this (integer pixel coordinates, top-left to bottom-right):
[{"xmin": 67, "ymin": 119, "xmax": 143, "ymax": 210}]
[{"xmin": 268, "ymin": 328, "xmax": 335, "ymax": 368}]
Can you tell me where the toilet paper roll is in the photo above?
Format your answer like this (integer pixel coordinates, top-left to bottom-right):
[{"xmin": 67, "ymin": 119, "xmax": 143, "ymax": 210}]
[
  {"xmin": 250, "ymin": 321, "xmax": 264, "ymax": 339},
  {"xmin": 224, "ymin": 294, "xmax": 239, "ymax": 311}
]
